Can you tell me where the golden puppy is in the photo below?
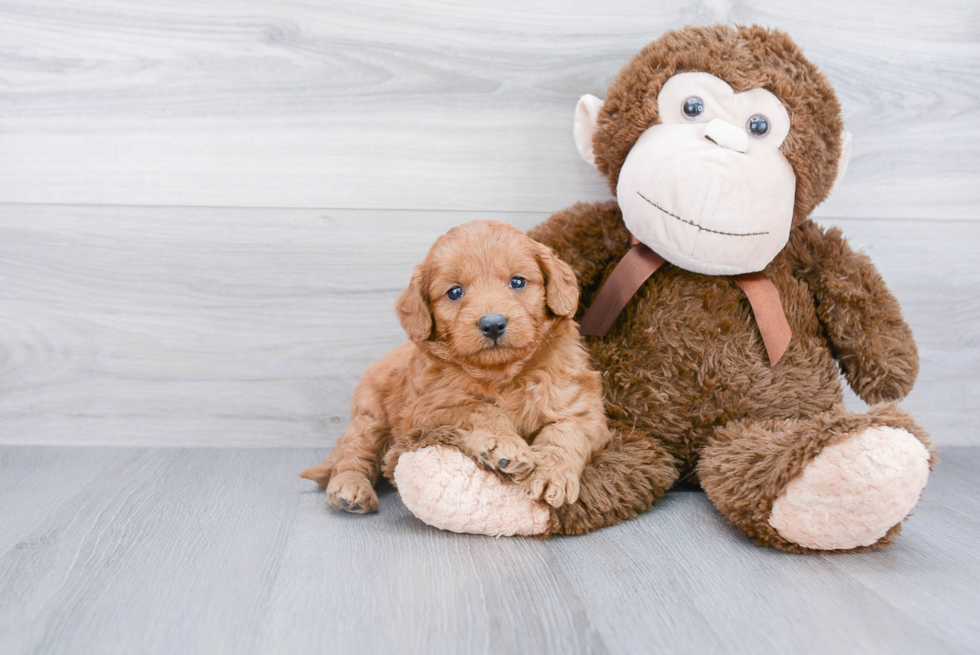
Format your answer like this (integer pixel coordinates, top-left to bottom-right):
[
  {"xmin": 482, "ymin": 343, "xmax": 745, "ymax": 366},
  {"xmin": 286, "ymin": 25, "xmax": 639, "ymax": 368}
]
[{"xmin": 300, "ymin": 220, "xmax": 610, "ymax": 515}]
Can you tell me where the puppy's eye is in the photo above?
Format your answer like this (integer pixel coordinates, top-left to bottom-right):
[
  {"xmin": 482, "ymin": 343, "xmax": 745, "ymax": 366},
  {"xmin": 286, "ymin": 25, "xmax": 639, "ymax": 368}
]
[
  {"xmin": 446, "ymin": 286, "xmax": 464, "ymax": 301},
  {"xmin": 509, "ymin": 276, "xmax": 526, "ymax": 290}
]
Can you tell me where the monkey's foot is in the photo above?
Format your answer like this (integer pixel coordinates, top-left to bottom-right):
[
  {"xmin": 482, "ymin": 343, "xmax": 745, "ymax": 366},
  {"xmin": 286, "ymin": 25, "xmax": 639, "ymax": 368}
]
[
  {"xmin": 393, "ymin": 446, "xmax": 551, "ymax": 537},
  {"xmin": 769, "ymin": 426, "xmax": 930, "ymax": 550}
]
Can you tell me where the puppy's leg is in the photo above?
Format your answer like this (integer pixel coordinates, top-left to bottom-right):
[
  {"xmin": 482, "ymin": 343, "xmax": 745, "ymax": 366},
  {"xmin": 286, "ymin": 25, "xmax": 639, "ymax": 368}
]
[
  {"xmin": 522, "ymin": 386, "xmax": 611, "ymax": 507},
  {"xmin": 522, "ymin": 419, "xmax": 603, "ymax": 508},
  {"xmin": 329, "ymin": 416, "xmax": 390, "ymax": 514},
  {"xmin": 457, "ymin": 407, "xmax": 535, "ymax": 479},
  {"xmin": 301, "ymin": 413, "xmax": 389, "ymax": 514},
  {"xmin": 462, "ymin": 431, "xmax": 535, "ymax": 478},
  {"xmin": 300, "ymin": 347, "xmax": 408, "ymax": 514}
]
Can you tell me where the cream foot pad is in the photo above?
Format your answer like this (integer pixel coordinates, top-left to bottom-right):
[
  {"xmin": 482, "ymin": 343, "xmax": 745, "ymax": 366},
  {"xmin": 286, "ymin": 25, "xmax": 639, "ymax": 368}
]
[
  {"xmin": 394, "ymin": 446, "xmax": 550, "ymax": 537},
  {"xmin": 769, "ymin": 426, "xmax": 930, "ymax": 550}
]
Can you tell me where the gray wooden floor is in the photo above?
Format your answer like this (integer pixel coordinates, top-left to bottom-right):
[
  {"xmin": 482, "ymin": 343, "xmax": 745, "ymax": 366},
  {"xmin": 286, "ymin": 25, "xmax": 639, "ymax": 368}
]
[{"xmin": 1, "ymin": 446, "xmax": 978, "ymax": 655}]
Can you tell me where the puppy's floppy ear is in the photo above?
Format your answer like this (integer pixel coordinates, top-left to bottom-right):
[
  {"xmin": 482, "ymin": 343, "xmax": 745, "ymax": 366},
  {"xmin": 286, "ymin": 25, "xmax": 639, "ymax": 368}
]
[
  {"xmin": 395, "ymin": 264, "xmax": 433, "ymax": 342},
  {"xmin": 533, "ymin": 241, "xmax": 579, "ymax": 318}
]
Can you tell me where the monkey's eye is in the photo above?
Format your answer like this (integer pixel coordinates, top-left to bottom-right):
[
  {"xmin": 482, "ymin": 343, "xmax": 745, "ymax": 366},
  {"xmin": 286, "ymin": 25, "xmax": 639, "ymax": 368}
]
[
  {"xmin": 747, "ymin": 114, "xmax": 770, "ymax": 137},
  {"xmin": 682, "ymin": 96, "xmax": 705, "ymax": 119},
  {"xmin": 509, "ymin": 276, "xmax": 526, "ymax": 290},
  {"xmin": 446, "ymin": 286, "xmax": 464, "ymax": 301}
]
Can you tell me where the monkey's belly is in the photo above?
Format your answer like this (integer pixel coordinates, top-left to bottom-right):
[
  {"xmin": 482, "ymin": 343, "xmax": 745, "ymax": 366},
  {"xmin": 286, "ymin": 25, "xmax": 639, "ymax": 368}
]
[{"xmin": 584, "ymin": 269, "xmax": 842, "ymax": 468}]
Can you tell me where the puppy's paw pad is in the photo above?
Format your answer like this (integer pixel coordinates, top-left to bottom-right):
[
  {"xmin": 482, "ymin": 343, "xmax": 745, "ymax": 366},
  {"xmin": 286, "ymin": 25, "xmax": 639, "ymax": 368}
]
[
  {"xmin": 542, "ymin": 474, "xmax": 580, "ymax": 508},
  {"xmin": 470, "ymin": 432, "xmax": 535, "ymax": 477},
  {"xmin": 523, "ymin": 469, "xmax": 580, "ymax": 508},
  {"xmin": 522, "ymin": 449, "xmax": 581, "ymax": 508},
  {"xmin": 325, "ymin": 472, "xmax": 379, "ymax": 514}
]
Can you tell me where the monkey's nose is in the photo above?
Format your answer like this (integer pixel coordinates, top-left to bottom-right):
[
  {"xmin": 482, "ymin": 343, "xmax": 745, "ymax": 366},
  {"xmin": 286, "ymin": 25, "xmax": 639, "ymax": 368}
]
[
  {"xmin": 478, "ymin": 313, "xmax": 508, "ymax": 340},
  {"xmin": 703, "ymin": 118, "xmax": 749, "ymax": 153}
]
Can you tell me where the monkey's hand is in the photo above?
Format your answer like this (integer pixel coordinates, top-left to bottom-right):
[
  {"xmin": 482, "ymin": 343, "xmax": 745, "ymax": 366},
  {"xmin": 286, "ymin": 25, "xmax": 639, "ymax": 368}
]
[{"xmin": 788, "ymin": 220, "xmax": 919, "ymax": 403}]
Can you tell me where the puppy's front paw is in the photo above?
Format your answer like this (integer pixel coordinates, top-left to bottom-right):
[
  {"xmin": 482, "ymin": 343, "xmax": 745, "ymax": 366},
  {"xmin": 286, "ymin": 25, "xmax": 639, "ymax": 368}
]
[
  {"xmin": 522, "ymin": 446, "xmax": 581, "ymax": 508},
  {"xmin": 466, "ymin": 431, "xmax": 535, "ymax": 478},
  {"xmin": 325, "ymin": 471, "xmax": 379, "ymax": 514}
]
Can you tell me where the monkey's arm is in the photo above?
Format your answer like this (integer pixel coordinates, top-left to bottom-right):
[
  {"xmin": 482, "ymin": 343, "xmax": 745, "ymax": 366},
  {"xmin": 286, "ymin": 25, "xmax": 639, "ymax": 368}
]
[
  {"xmin": 788, "ymin": 220, "xmax": 918, "ymax": 403},
  {"xmin": 527, "ymin": 200, "xmax": 631, "ymax": 297}
]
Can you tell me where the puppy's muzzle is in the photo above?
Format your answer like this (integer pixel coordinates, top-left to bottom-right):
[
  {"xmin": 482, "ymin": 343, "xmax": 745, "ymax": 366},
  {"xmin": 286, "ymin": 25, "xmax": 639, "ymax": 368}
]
[{"xmin": 478, "ymin": 313, "xmax": 508, "ymax": 340}]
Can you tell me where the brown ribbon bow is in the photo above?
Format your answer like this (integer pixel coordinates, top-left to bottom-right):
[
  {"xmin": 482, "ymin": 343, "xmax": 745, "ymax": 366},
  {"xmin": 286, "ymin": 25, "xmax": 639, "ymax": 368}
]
[{"xmin": 579, "ymin": 236, "xmax": 792, "ymax": 366}]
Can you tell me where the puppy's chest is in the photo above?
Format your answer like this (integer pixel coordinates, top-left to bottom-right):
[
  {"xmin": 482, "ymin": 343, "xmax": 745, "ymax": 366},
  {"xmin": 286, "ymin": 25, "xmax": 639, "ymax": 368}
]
[{"xmin": 496, "ymin": 373, "xmax": 563, "ymax": 439}]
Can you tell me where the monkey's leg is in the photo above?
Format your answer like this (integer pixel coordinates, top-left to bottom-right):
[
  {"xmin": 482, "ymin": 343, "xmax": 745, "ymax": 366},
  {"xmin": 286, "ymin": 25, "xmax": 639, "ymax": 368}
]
[
  {"xmin": 299, "ymin": 413, "xmax": 390, "ymax": 514},
  {"xmin": 379, "ymin": 427, "xmax": 549, "ymax": 537},
  {"xmin": 697, "ymin": 404, "xmax": 934, "ymax": 553},
  {"xmin": 386, "ymin": 427, "xmax": 678, "ymax": 537},
  {"xmin": 551, "ymin": 429, "xmax": 679, "ymax": 535}
]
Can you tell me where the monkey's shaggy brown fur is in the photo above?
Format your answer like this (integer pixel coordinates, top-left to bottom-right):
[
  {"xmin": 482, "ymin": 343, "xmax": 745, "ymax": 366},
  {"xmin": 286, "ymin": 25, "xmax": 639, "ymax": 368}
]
[
  {"xmin": 528, "ymin": 199, "xmax": 931, "ymax": 550},
  {"xmin": 396, "ymin": 25, "xmax": 933, "ymax": 552}
]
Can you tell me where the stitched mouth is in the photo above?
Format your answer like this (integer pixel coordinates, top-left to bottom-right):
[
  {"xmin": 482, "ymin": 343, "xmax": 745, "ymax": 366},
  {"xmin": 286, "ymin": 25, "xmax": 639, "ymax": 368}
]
[{"xmin": 637, "ymin": 191, "xmax": 770, "ymax": 237}]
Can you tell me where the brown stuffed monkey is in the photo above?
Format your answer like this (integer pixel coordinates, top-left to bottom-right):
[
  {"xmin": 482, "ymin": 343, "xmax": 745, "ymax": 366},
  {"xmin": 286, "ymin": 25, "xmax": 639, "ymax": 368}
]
[{"xmin": 388, "ymin": 24, "xmax": 934, "ymax": 553}]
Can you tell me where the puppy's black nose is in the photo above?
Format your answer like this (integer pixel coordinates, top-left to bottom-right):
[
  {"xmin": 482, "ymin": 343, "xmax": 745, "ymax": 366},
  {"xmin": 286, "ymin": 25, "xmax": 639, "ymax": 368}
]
[{"xmin": 478, "ymin": 313, "xmax": 507, "ymax": 340}]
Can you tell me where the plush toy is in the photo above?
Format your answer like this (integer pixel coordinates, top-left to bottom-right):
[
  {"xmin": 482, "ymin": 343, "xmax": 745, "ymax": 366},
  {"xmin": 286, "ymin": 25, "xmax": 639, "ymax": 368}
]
[{"xmin": 389, "ymin": 24, "xmax": 934, "ymax": 553}]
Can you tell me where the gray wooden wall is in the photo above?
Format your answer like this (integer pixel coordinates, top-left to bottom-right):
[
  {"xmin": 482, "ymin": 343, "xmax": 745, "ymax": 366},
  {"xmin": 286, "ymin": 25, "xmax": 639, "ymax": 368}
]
[{"xmin": 1, "ymin": 0, "xmax": 977, "ymax": 446}]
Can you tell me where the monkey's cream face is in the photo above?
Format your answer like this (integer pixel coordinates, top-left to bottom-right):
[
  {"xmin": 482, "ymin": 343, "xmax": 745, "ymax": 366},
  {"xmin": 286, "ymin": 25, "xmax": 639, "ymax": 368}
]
[{"xmin": 615, "ymin": 73, "xmax": 796, "ymax": 276}]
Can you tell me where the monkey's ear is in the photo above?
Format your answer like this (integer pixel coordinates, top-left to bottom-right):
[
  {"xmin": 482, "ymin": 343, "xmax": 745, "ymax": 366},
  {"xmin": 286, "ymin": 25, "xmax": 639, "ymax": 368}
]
[
  {"xmin": 533, "ymin": 242, "xmax": 580, "ymax": 319},
  {"xmin": 574, "ymin": 94, "xmax": 604, "ymax": 167},
  {"xmin": 395, "ymin": 264, "xmax": 433, "ymax": 343},
  {"xmin": 829, "ymin": 130, "xmax": 852, "ymax": 195}
]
